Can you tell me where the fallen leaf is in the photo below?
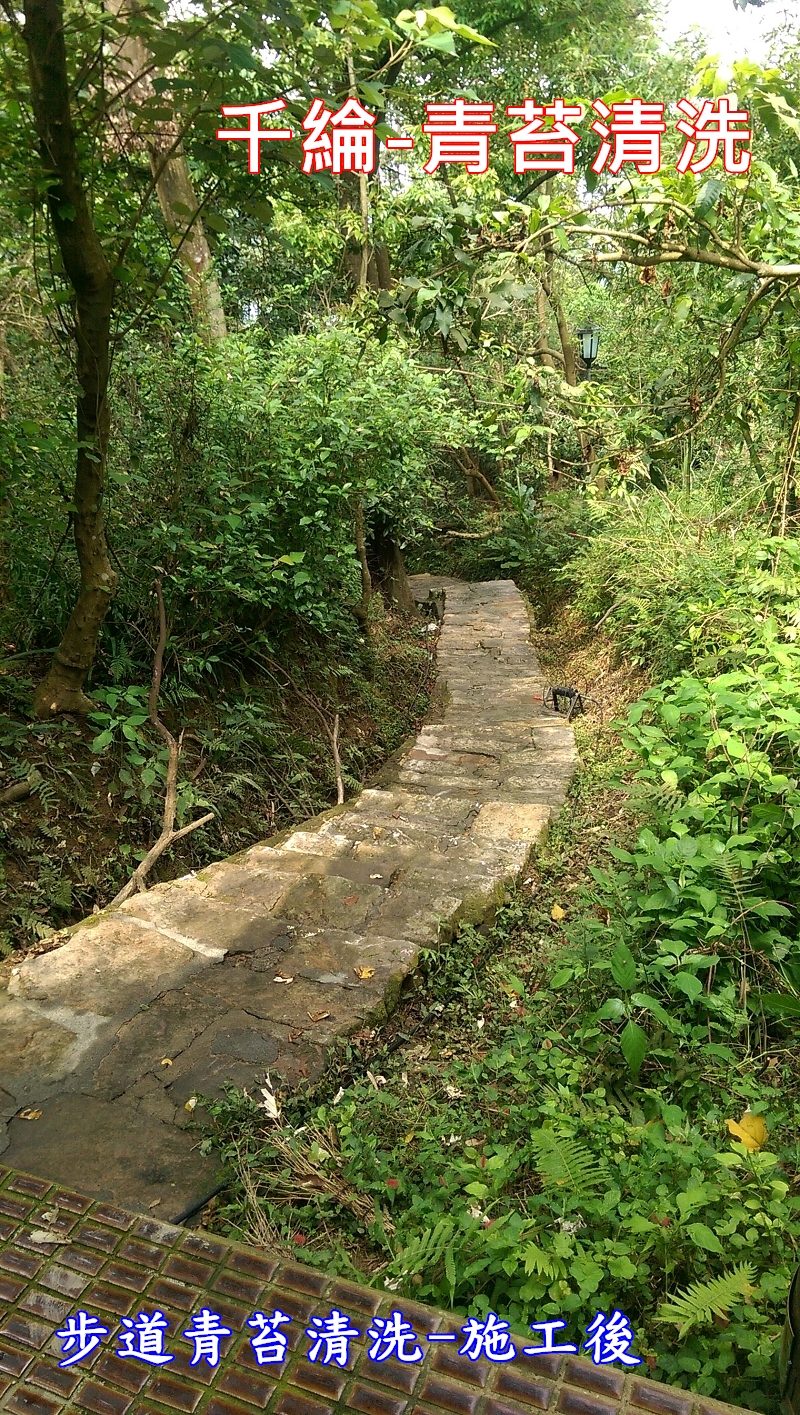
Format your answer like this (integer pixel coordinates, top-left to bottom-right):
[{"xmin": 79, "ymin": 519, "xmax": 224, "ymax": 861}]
[
  {"xmin": 551, "ymin": 903, "xmax": 566, "ymax": 921},
  {"xmin": 370, "ymin": 874, "xmax": 383, "ymax": 880},
  {"xmin": 273, "ymin": 974, "xmax": 294, "ymax": 984},
  {"xmin": 160, "ymin": 1058, "xmax": 173, "ymax": 1067},
  {"xmin": 726, "ymin": 1111, "xmax": 768, "ymax": 1152},
  {"xmin": 259, "ymin": 1074, "xmax": 281, "ymax": 1121},
  {"xmin": 184, "ymin": 1097, "xmax": 197, "ymax": 1113},
  {"xmin": 366, "ymin": 1070, "xmax": 386, "ymax": 1089},
  {"xmin": 332, "ymin": 1087, "xmax": 346, "ymax": 1104},
  {"xmin": 28, "ymin": 1229, "xmax": 61, "ymax": 1245},
  {"xmin": 288, "ymin": 1028, "xmax": 303, "ymax": 1043},
  {"xmin": 476, "ymin": 1017, "xmax": 485, "ymax": 1031},
  {"xmin": 148, "ymin": 1199, "xmax": 162, "ymax": 1209},
  {"xmin": 444, "ymin": 1084, "xmax": 463, "ymax": 1099},
  {"xmin": 40, "ymin": 1209, "xmax": 59, "ymax": 1224},
  {"xmin": 18, "ymin": 1108, "xmax": 42, "ymax": 1120},
  {"xmin": 355, "ymin": 965, "xmax": 375, "ymax": 980},
  {"xmin": 307, "ymin": 1010, "xmax": 331, "ymax": 1022},
  {"xmin": 343, "ymin": 895, "xmax": 360, "ymax": 907},
  {"xmin": 404, "ymin": 1131, "xmax": 415, "ymax": 1143}
]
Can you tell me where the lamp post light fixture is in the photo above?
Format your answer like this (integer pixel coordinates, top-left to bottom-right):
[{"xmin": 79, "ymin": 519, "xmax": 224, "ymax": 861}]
[{"xmin": 577, "ymin": 324, "xmax": 601, "ymax": 376}]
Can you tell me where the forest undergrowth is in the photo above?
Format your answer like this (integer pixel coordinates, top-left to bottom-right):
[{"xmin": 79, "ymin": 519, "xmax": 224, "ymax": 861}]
[
  {"xmin": 206, "ymin": 504, "xmax": 800, "ymax": 1413},
  {"xmin": 0, "ymin": 598, "xmax": 435, "ymax": 954}
]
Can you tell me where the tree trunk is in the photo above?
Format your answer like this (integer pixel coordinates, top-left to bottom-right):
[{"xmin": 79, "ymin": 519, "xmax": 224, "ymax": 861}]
[
  {"xmin": 107, "ymin": 0, "xmax": 227, "ymax": 342},
  {"xmin": 352, "ymin": 499, "xmax": 372, "ymax": 625},
  {"xmin": 371, "ymin": 524, "xmax": 415, "ymax": 613},
  {"xmin": 24, "ymin": 0, "xmax": 118, "ymax": 718}
]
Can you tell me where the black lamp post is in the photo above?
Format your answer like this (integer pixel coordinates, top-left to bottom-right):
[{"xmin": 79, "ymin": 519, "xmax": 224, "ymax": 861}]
[{"xmin": 577, "ymin": 324, "xmax": 601, "ymax": 377}]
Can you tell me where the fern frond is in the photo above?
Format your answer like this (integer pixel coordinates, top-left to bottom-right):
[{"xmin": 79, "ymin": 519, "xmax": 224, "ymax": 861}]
[
  {"xmin": 657, "ymin": 1263, "xmax": 756, "ymax": 1337},
  {"xmin": 523, "ymin": 1242, "xmax": 566, "ymax": 1280},
  {"xmin": 387, "ymin": 1218, "xmax": 455, "ymax": 1282},
  {"xmin": 626, "ymin": 780, "xmax": 684, "ymax": 817},
  {"xmin": 529, "ymin": 1131, "xmax": 609, "ymax": 1197}
]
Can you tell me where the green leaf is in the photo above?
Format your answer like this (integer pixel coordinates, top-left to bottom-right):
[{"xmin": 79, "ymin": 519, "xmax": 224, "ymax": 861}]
[
  {"xmin": 672, "ymin": 971, "xmax": 703, "ymax": 1002},
  {"xmin": 611, "ymin": 941, "xmax": 638, "ymax": 991},
  {"xmin": 760, "ymin": 992, "xmax": 800, "ymax": 1016},
  {"xmin": 620, "ymin": 1019, "xmax": 648, "ymax": 1076},
  {"xmin": 687, "ymin": 1222, "xmax": 723, "ymax": 1254},
  {"xmin": 673, "ymin": 295, "xmax": 692, "ymax": 324}
]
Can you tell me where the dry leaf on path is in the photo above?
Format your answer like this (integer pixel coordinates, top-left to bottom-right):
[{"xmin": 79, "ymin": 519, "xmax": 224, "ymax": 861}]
[
  {"xmin": 343, "ymin": 895, "xmax": 360, "ymax": 906},
  {"xmin": 308, "ymin": 1010, "xmax": 331, "ymax": 1022},
  {"xmin": 273, "ymin": 974, "xmax": 294, "ymax": 984},
  {"xmin": 551, "ymin": 903, "xmax": 566, "ymax": 921},
  {"xmin": 726, "ymin": 1111, "xmax": 768, "ymax": 1152},
  {"xmin": 184, "ymin": 1097, "xmax": 197, "ymax": 1113},
  {"xmin": 288, "ymin": 1028, "xmax": 303, "ymax": 1043},
  {"xmin": 354, "ymin": 965, "xmax": 375, "ymax": 980},
  {"xmin": 148, "ymin": 1199, "xmax": 161, "ymax": 1209},
  {"xmin": 18, "ymin": 1108, "xmax": 42, "ymax": 1120},
  {"xmin": 160, "ymin": 1058, "xmax": 173, "ymax": 1067}
]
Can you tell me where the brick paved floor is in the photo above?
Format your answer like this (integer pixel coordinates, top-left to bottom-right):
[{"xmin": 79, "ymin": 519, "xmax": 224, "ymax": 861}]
[{"xmin": 0, "ymin": 1167, "xmax": 760, "ymax": 1415}]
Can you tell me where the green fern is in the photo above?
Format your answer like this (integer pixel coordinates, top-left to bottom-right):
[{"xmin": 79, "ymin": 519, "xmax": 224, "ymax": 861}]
[
  {"xmin": 522, "ymin": 1241, "xmax": 566, "ymax": 1280},
  {"xmin": 529, "ymin": 1131, "xmax": 609, "ymax": 1197},
  {"xmin": 385, "ymin": 1218, "xmax": 455, "ymax": 1287},
  {"xmin": 657, "ymin": 1263, "xmax": 757, "ymax": 1337}
]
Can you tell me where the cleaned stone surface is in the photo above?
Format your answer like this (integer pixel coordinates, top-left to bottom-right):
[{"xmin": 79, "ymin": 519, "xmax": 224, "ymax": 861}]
[{"xmin": 0, "ymin": 577, "xmax": 578, "ymax": 1217}]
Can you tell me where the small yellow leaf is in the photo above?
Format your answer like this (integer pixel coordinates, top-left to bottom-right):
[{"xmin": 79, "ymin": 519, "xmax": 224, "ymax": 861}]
[
  {"xmin": 726, "ymin": 1111, "xmax": 768, "ymax": 1152},
  {"xmin": 19, "ymin": 1108, "xmax": 42, "ymax": 1121},
  {"xmin": 160, "ymin": 1057, "xmax": 173, "ymax": 1067},
  {"xmin": 308, "ymin": 1010, "xmax": 331, "ymax": 1022},
  {"xmin": 184, "ymin": 1097, "xmax": 197, "ymax": 1112},
  {"xmin": 551, "ymin": 903, "xmax": 566, "ymax": 921},
  {"xmin": 404, "ymin": 1132, "xmax": 415, "ymax": 1144},
  {"xmin": 355, "ymin": 965, "xmax": 375, "ymax": 980}
]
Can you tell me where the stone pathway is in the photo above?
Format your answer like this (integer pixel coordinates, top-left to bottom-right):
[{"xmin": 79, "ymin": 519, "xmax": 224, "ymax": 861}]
[
  {"xmin": 0, "ymin": 578, "xmax": 577, "ymax": 1221},
  {"xmin": 0, "ymin": 1164, "xmax": 761, "ymax": 1415}
]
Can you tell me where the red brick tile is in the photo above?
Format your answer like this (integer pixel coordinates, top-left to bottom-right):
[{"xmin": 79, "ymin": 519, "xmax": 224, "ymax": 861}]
[
  {"xmin": 562, "ymin": 1363, "xmax": 624, "ymax": 1399},
  {"xmin": 288, "ymin": 1362, "xmax": 347, "ymax": 1401},
  {"xmin": 229, "ymin": 1253, "xmax": 278, "ymax": 1285},
  {"xmin": 27, "ymin": 1359, "xmax": 83, "ymax": 1397},
  {"xmin": 272, "ymin": 1389, "xmax": 333, "ymax": 1415},
  {"xmin": 75, "ymin": 1379, "xmax": 134, "ymax": 1415},
  {"xmin": 40, "ymin": 1262, "xmax": 90, "ymax": 1298},
  {"xmin": 118, "ymin": 1241, "xmax": 165, "ymax": 1271},
  {"xmin": 0, "ymin": 1341, "xmax": 34, "ymax": 1377},
  {"xmin": 77, "ymin": 1227, "xmax": 120, "ymax": 1255},
  {"xmin": 84, "ymin": 1281, "xmax": 137, "ymax": 1316},
  {"xmin": 4, "ymin": 1385, "xmax": 62, "ymax": 1415},
  {"xmin": 274, "ymin": 1266, "xmax": 328, "ymax": 1299},
  {"xmin": 180, "ymin": 1234, "xmax": 229, "ymax": 1264},
  {"xmin": 0, "ymin": 1217, "xmax": 19, "ymax": 1240},
  {"xmin": 218, "ymin": 1367, "xmax": 277, "ymax": 1408},
  {"xmin": 328, "ymin": 1283, "xmax": 381, "ymax": 1318},
  {"xmin": 19, "ymin": 1291, "xmax": 72, "ymax": 1324},
  {"xmin": 0, "ymin": 1316, "xmax": 54, "ymax": 1350},
  {"xmin": 148, "ymin": 1280, "xmax": 197, "ymax": 1313},
  {"xmin": 494, "ymin": 1368, "xmax": 554, "ymax": 1408},
  {"xmin": 431, "ymin": 1348, "xmax": 489, "ymax": 1388},
  {"xmin": 0, "ymin": 1274, "xmax": 25, "ymax": 1302},
  {"xmin": 148, "ymin": 1374, "xmax": 205, "ymax": 1412},
  {"xmin": 92, "ymin": 1206, "xmax": 136, "ymax": 1232},
  {"xmin": 93, "ymin": 1356, "xmax": 153, "ymax": 1395},
  {"xmin": 557, "ymin": 1389, "xmax": 616, "ymax": 1415},
  {"xmin": 212, "ymin": 1272, "xmax": 265, "ymax": 1306},
  {"xmin": 59, "ymin": 1248, "xmax": 106, "ymax": 1277},
  {"xmin": 52, "ymin": 1190, "xmax": 94, "ymax": 1215},
  {"xmin": 9, "ymin": 1177, "xmax": 51, "ymax": 1200},
  {"xmin": 629, "ymin": 1384, "xmax": 692, "ymax": 1415},
  {"xmin": 347, "ymin": 1380, "xmax": 408, "ymax": 1415},
  {"xmin": 103, "ymin": 1262, "xmax": 152, "ymax": 1293},
  {"xmin": 417, "ymin": 1376, "xmax": 480, "ymax": 1415},
  {"xmin": 163, "ymin": 1256, "xmax": 214, "ymax": 1288},
  {"xmin": 355, "ymin": 1356, "xmax": 420, "ymax": 1396},
  {"xmin": 0, "ymin": 1196, "xmax": 32, "ymax": 1221},
  {"xmin": 133, "ymin": 1219, "xmax": 182, "ymax": 1247},
  {"xmin": 0, "ymin": 1248, "xmax": 42, "ymax": 1279}
]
